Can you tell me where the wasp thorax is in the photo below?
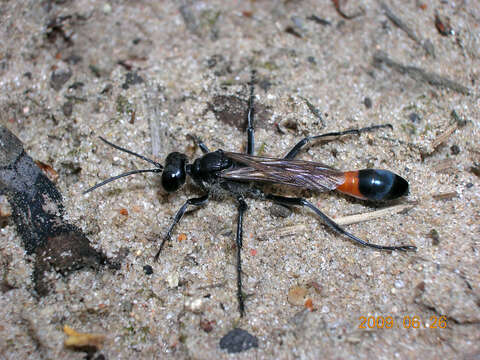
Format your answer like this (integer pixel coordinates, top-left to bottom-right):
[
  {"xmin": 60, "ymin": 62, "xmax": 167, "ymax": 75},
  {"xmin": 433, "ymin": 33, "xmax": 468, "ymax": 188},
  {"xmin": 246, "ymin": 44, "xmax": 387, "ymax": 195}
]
[{"xmin": 162, "ymin": 152, "xmax": 188, "ymax": 192}]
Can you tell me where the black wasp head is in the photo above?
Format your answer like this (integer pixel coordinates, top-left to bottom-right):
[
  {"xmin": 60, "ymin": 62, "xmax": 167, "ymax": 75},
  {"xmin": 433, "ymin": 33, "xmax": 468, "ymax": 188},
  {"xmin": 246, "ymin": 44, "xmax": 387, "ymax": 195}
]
[{"xmin": 162, "ymin": 152, "xmax": 188, "ymax": 192}]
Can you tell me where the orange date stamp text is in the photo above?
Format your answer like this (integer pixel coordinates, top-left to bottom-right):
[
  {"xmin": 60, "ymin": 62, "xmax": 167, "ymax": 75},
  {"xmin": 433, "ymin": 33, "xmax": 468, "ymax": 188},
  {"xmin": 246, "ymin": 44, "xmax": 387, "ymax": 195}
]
[{"xmin": 358, "ymin": 315, "xmax": 447, "ymax": 329}]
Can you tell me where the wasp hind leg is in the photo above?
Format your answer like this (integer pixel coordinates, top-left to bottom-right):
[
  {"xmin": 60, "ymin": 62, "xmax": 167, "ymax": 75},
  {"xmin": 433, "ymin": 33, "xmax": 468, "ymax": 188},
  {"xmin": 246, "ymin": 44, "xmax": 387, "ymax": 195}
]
[
  {"xmin": 235, "ymin": 197, "xmax": 248, "ymax": 317},
  {"xmin": 283, "ymin": 124, "xmax": 393, "ymax": 160},
  {"xmin": 265, "ymin": 194, "xmax": 416, "ymax": 251}
]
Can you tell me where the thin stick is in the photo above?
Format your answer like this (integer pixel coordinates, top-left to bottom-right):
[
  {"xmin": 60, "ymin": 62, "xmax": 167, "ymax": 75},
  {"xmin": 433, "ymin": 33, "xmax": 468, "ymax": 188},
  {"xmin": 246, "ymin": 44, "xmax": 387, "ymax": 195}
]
[
  {"xmin": 333, "ymin": 203, "xmax": 415, "ymax": 226},
  {"xmin": 432, "ymin": 124, "xmax": 458, "ymax": 149},
  {"xmin": 258, "ymin": 224, "xmax": 307, "ymax": 240}
]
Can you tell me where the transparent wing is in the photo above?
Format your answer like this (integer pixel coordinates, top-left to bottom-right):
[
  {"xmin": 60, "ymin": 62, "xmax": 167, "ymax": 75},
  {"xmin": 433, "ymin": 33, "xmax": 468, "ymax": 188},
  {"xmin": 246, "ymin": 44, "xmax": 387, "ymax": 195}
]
[{"xmin": 221, "ymin": 151, "xmax": 345, "ymax": 191}]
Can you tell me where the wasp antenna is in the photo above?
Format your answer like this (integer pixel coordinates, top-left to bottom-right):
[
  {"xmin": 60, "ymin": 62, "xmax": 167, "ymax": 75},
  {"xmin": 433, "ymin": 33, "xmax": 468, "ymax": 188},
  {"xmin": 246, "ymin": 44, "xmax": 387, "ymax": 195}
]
[
  {"xmin": 98, "ymin": 136, "xmax": 163, "ymax": 169},
  {"xmin": 83, "ymin": 168, "xmax": 162, "ymax": 194}
]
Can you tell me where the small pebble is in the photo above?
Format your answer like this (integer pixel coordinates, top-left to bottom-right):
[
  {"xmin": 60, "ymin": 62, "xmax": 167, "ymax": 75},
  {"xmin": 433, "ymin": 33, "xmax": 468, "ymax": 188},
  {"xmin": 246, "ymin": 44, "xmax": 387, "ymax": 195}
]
[
  {"xmin": 428, "ymin": 229, "xmax": 440, "ymax": 245},
  {"xmin": 304, "ymin": 298, "xmax": 314, "ymax": 311},
  {"xmin": 199, "ymin": 319, "xmax": 215, "ymax": 333},
  {"xmin": 363, "ymin": 97, "xmax": 372, "ymax": 109},
  {"xmin": 122, "ymin": 71, "xmax": 144, "ymax": 89},
  {"xmin": 269, "ymin": 203, "xmax": 291, "ymax": 218},
  {"xmin": 408, "ymin": 112, "xmax": 421, "ymax": 123},
  {"xmin": 103, "ymin": 3, "xmax": 112, "ymax": 14},
  {"xmin": 450, "ymin": 145, "xmax": 460, "ymax": 155},
  {"xmin": 143, "ymin": 265, "xmax": 153, "ymax": 275},
  {"xmin": 50, "ymin": 68, "xmax": 72, "ymax": 91},
  {"xmin": 177, "ymin": 233, "xmax": 187, "ymax": 242},
  {"xmin": 185, "ymin": 298, "xmax": 204, "ymax": 313},
  {"xmin": 423, "ymin": 39, "xmax": 435, "ymax": 56},
  {"xmin": 219, "ymin": 328, "xmax": 258, "ymax": 354},
  {"xmin": 167, "ymin": 272, "xmax": 179, "ymax": 288},
  {"xmin": 62, "ymin": 101, "xmax": 73, "ymax": 117}
]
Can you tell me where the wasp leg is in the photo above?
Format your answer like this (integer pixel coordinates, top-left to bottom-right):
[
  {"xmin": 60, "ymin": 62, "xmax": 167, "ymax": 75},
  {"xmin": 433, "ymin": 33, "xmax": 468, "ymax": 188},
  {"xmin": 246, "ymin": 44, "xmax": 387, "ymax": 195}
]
[
  {"xmin": 187, "ymin": 134, "xmax": 210, "ymax": 154},
  {"xmin": 265, "ymin": 194, "xmax": 416, "ymax": 251},
  {"xmin": 235, "ymin": 197, "xmax": 248, "ymax": 317},
  {"xmin": 283, "ymin": 124, "xmax": 393, "ymax": 160},
  {"xmin": 246, "ymin": 70, "xmax": 256, "ymax": 155},
  {"xmin": 154, "ymin": 194, "xmax": 210, "ymax": 261}
]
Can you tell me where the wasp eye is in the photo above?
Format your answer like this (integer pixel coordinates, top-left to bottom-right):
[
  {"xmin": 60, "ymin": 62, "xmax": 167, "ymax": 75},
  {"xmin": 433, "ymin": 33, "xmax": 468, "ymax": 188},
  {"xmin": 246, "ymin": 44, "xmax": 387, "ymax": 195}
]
[{"xmin": 162, "ymin": 152, "xmax": 187, "ymax": 192}]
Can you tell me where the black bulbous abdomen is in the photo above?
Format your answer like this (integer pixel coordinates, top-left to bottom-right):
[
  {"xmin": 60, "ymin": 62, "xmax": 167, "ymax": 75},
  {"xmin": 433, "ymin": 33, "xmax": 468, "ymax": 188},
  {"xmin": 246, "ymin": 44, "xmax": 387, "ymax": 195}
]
[{"xmin": 358, "ymin": 169, "xmax": 408, "ymax": 201}]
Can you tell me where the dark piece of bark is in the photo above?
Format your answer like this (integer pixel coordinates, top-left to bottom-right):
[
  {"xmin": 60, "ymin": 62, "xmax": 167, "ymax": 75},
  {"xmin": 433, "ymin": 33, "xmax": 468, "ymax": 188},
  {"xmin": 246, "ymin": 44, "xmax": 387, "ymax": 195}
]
[{"xmin": 0, "ymin": 126, "xmax": 116, "ymax": 296}]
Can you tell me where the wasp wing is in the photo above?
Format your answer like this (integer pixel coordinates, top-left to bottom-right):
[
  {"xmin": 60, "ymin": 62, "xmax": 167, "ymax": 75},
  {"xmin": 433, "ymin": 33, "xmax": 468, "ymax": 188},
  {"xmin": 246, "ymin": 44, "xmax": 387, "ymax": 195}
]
[{"xmin": 221, "ymin": 152, "xmax": 345, "ymax": 191}]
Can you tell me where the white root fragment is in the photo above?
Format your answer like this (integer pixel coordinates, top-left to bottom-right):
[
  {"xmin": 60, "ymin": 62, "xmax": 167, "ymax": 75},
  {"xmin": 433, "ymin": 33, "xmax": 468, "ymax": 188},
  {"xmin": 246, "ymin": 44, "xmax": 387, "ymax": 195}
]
[
  {"xmin": 333, "ymin": 204, "xmax": 415, "ymax": 226},
  {"xmin": 257, "ymin": 224, "xmax": 307, "ymax": 240}
]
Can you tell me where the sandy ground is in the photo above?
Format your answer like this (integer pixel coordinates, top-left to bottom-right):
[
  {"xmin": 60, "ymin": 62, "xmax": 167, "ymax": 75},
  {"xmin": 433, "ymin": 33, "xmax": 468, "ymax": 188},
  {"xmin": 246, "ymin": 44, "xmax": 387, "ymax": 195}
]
[{"xmin": 1, "ymin": 0, "xmax": 479, "ymax": 359}]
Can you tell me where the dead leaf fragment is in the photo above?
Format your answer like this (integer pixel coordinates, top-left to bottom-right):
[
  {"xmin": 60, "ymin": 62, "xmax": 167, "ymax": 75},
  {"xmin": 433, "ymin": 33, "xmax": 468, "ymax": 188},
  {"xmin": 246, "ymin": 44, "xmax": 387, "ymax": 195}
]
[
  {"xmin": 288, "ymin": 285, "xmax": 308, "ymax": 306},
  {"xmin": 304, "ymin": 298, "xmax": 314, "ymax": 311},
  {"xmin": 35, "ymin": 160, "xmax": 59, "ymax": 182},
  {"xmin": 64, "ymin": 325, "xmax": 106, "ymax": 351}
]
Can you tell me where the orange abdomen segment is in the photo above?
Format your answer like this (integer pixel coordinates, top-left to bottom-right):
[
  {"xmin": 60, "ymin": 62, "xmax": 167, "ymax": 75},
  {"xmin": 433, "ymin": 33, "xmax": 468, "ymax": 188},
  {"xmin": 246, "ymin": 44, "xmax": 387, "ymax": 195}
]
[{"xmin": 336, "ymin": 171, "xmax": 366, "ymax": 199}]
